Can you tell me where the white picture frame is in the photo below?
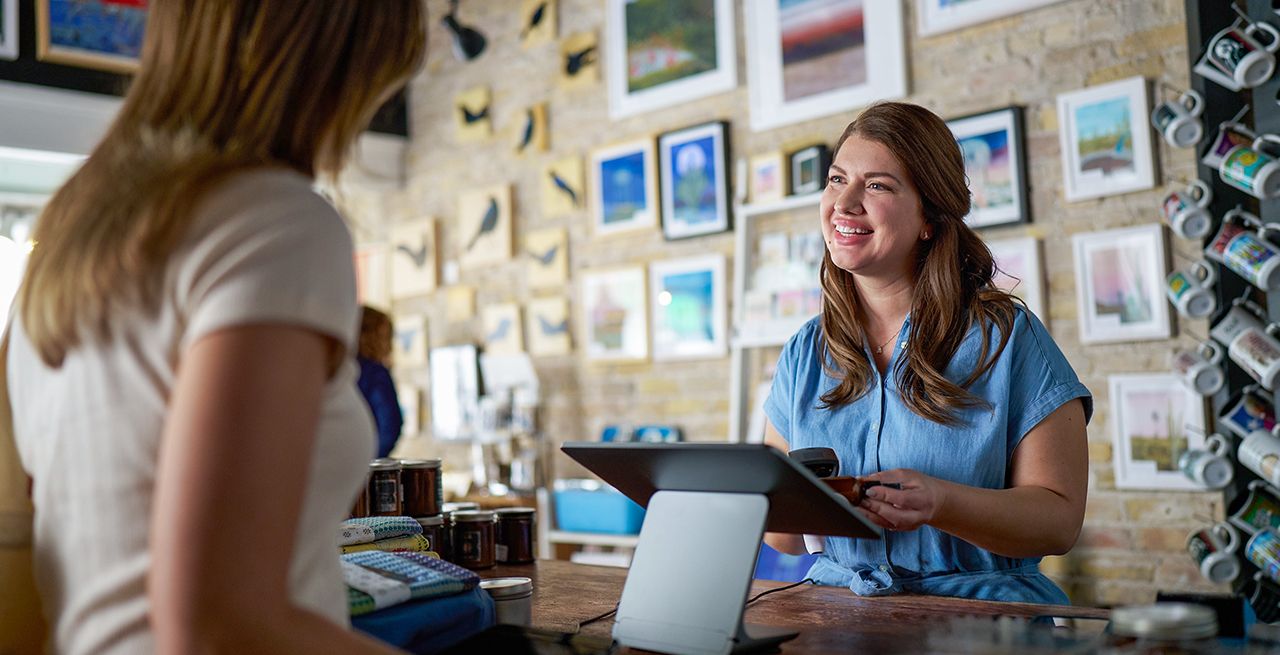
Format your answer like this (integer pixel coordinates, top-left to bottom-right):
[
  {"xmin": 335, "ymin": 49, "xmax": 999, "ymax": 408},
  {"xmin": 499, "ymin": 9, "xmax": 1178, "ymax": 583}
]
[
  {"xmin": 746, "ymin": 0, "xmax": 906, "ymax": 132},
  {"xmin": 917, "ymin": 0, "xmax": 1067, "ymax": 37},
  {"xmin": 580, "ymin": 267, "xmax": 649, "ymax": 363},
  {"xmin": 0, "ymin": 0, "xmax": 17, "ymax": 61},
  {"xmin": 1110, "ymin": 373, "xmax": 1208, "ymax": 491},
  {"xmin": 1057, "ymin": 76, "xmax": 1157, "ymax": 202},
  {"xmin": 1072, "ymin": 224, "xmax": 1171, "ymax": 344},
  {"xmin": 986, "ymin": 236, "xmax": 1045, "ymax": 322},
  {"xmin": 947, "ymin": 106, "xmax": 1029, "ymax": 229},
  {"xmin": 649, "ymin": 254, "xmax": 727, "ymax": 361},
  {"xmin": 605, "ymin": 0, "xmax": 736, "ymax": 120},
  {"xmin": 658, "ymin": 121, "xmax": 731, "ymax": 240},
  {"xmin": 590, "ymin": 138, "xmax": 659, "ymax": 237}
]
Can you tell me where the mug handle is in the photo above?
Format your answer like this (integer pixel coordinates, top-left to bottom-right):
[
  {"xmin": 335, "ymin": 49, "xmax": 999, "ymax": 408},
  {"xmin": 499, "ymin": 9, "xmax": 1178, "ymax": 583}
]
[
  {"xmin": 1191, "ymin": 259, "xmax": 1218, "ymax": 287},
  {"xmin": 1249, "ymin": 21, "xmax": 1280, "ymax": 54},
  {"xmin": 1253, "ymin": 134, "xmax": 1280, "ymax": 157},
  {"xmin": 1215, "ymin": 521, "xmax": 1240, "ymax": 553},
  {"xmin": 1180, "ymin": 90, "xmax": 1205, "ymax": 118},
  {"xmin": 1188, "ymin": 179, "xmax": 1213, "ymax": 207},
  {"xmin": 1200, "ymin": 339, "xmax": 1225, "ymax": 365},
  {"xmin": 1206, "ymin": 433, "xmax": 1229, "ymax": 457}
]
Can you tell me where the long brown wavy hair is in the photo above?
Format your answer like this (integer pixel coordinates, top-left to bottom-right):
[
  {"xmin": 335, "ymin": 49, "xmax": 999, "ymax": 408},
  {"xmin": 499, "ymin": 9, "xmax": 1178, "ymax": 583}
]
[
  {"xmin": 818, "ymin": 102, "xmax": 1020, "ymax": 426},
  {"xmin": 359, "ymin": 306, "xmax": 393, "ymax": 366},
  {"xmin": 18, "ymin": 0, "xmax": 427, "ymax": 367}
]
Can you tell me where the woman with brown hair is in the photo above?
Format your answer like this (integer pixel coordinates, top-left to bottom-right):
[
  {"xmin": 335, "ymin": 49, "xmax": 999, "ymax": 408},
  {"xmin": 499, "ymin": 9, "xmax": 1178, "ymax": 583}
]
[
  {"xmin": 3, "ymin": 1, "xmax": 426, "ymax": 652},
  {"xmin": 358, "ymin": 306, "xmax": 404, "ymax": 459},
  {"xmin": 764, "ymin": 102, "xmax": 1091, "ymax": 604}
]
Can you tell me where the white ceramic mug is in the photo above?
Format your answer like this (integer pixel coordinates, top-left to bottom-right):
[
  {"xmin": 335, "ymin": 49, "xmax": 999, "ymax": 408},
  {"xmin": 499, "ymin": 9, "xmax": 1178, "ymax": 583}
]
[
  {"xmin": 1195, "ymin": 21, "xmax": 1280, "ymax": 91},
  {"xmin": 1178, "ymin": 433, "xmax": 1234, "ymax": 489},
  {"xmin": 1187, "ymin": 522, "xmax": 1241, "ymax": 584},
  {"xmin": 1222, "ymin": 222, "xmax": 1280, "ymax": 291},
  {"xmin": 1231, "ymin": 323, "xmax": 1280, "ymax": 389},
  {"xmin": 1220, "ymin": 134, "xmax": 1280, "ymax": 200},
  {"xmin": 1211, "ymin": 299, "xmax": 1265, "ymax": 347},
  {"xmin": 1205, "ymin": 212, "xmax": 1251, "ymax": 264},
  {"xmin": 1240, "ymin": 425, "xmax": 1280, "ymax": 487},
  {"xmin": 1173, "ymin": 340, "xmax": 1226, "ymax": 397},
  {"xmin": 1203, "ymin": 122, "xmax": 1257, "ymax": 169},
  {"xmin": 1219, "ymin": 386, "xmax": 1276, "ymax": 438},
  {"xmin": 1151, "ymin": 90, "xmax": 1205, "ymax": 148},
  {"xmin": 1166, "ymin": 260, "xmax": 1219, "ymax": 319},
  {"xmin": 1161, "ymin": 180, "xmax": 1214, "ymax": 240}
]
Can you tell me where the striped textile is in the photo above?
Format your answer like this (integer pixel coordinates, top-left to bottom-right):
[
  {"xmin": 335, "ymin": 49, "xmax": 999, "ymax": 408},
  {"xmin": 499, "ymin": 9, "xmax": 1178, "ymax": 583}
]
[
  {"xmin": 343, "ymin": 551, "xmax": 480, "ymax": 616},
  {"xmin": 341, "ymin": 534, "xmax": 433, "ymax": 555},
  {"xmin": 340, "ymin": 516, "xmax": 423, "ymax": 545}
]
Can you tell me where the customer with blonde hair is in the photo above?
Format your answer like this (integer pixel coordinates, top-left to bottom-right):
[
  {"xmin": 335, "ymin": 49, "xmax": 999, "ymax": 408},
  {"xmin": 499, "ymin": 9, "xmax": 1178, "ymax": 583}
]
[{"xmin": 3, "ymin": 1, "xmax": 426, "ymax": 652}]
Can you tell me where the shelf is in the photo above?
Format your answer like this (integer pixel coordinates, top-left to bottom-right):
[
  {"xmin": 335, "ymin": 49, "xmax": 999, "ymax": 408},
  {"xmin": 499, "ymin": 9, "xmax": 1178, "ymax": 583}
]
[
  {"xmin": 735, "ymin": 192, "xmax": 822, "ymax": 218},
  {"xmin": 546, "ymin": 530, "xmax": 639, "ymax": 548},
  {"xmin": 732, "ymin": 317, "xmax": 814, "ymax": 349}
]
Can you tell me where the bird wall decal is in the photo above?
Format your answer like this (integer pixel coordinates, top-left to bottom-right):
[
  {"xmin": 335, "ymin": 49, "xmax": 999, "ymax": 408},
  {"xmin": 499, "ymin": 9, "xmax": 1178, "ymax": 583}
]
[
  {"xmin": 459, "ymin": 103, "xmax": 489, "ymax": 124},
  {"xmin": 538, "ymin": 314, "xmax": 569, "ymax": 336},
  {"xmin": 395, "ymin": 328, "xmax": 418, "ymax": 353},
  {"xmin": 396, "ymin": 240, "xmax": 429, "ymax": 268},
  {"xmin": 517, "ymin": 108, "xmax": 535, "ymax": 152},
  {"xmin": 527, "ymin": 243, "xmax": 560, "ymax": 266},
  {"xmin": 487, "ymin": 318, "xmax": 512, "ymax": 342},
  {"xmin": 564, "ymin": 44, "xmax": 597, "ymax": 77},
  {"xmin": 467, "ymin": 197, "xmax": 500, "ymax": 251},
  {"xmin": 442, "ymin": 0, "xmax": 486, "ymax": 61},
  {"xmin": 521, "ymin": 1, "xmax": 547, "ymax": 39},
  {"xmin": 549, "ymin": 170, "xmax": 580, "ymax": 206}
]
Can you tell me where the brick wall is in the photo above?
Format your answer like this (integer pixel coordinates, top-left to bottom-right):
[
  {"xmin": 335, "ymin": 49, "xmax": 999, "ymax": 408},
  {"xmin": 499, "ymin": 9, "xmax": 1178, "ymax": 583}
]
[{"xmin": 336, "ymin": 0, "xmax": 1220, "ymax": 605}]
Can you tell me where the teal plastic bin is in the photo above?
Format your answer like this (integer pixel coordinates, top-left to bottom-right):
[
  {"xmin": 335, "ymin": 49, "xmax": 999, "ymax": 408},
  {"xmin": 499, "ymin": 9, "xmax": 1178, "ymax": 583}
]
[{"xmin": 553, "ymin": 479, "xmax": 646, "ymax": 535}]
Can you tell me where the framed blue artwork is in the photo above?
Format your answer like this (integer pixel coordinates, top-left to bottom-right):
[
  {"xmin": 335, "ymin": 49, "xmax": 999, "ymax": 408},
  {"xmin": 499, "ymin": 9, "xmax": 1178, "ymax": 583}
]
[
  {"xmin": 946, "ymin": 106, "xmax": 1029, "ymax": 229},
  {"xmin": 37, "ymin": 0, "xmax": 148, "ymax": 73},
  {"xmin": 590, "ymin": 137, "xmax": 658, "ymax": 237},
  {"xmin": 649, "ymin": 254, "xmax": 726, "ymax": 360},
  {"xmin": 658, "ymin": 121, "xmax": 731, "ymax": 240}
]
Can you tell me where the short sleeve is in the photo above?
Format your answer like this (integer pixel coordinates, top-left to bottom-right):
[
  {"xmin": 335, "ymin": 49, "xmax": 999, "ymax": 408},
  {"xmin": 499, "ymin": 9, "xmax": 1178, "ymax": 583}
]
[
  {"xmin": 174, "ymin": 172, "xmax": 359, "ymax": 354},
  {"xmin": 764, "ymin": 321, "xmax": 816, "ymax": 444},
  {"xmin": 1005, "ymin": 308, "xmax": 1093, "ymax": 450}
]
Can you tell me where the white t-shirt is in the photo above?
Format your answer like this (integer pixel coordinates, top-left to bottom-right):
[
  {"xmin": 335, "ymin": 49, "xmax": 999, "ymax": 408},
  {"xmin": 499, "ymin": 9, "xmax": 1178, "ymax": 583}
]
[{"xmin": 7, "ymin": 169, "xmax": 375, "ymax": 654}]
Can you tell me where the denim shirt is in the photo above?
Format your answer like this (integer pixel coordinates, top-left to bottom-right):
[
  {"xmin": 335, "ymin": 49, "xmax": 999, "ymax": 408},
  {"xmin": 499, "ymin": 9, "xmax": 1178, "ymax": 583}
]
[{"xmin": 765, "ymin": 308, "xmax": 1092, "ymax": 604}]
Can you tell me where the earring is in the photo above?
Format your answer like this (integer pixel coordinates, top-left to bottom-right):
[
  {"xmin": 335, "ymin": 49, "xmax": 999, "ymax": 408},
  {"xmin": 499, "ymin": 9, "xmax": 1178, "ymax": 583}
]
[{"xmin": 921, "ymin": 231, "xmax": 931, "ymax": 241}]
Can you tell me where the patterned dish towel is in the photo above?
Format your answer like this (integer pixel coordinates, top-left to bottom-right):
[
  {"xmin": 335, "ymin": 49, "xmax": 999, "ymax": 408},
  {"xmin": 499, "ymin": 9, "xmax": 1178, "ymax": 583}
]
[
  {"xmin": 342, "ymin": 551, "xmax": 480, "ymax": 616},
  {"xmin": 340, "ymin": 516, "xmax": 423, "ymax": 546},
  {"xmin": 341, "ymin": 534, "xmax": 433, "ymax": 555}
]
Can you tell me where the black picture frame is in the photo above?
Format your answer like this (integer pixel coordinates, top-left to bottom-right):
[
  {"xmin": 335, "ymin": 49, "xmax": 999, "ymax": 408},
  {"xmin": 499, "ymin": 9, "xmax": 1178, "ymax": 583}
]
[
  {"xmin": 945, "ymin": 105, "xmax": 1031, "ymax": 229},
  {"xmin": 657, "ymin": 120, "xmax": 732, "ymax": 241},
  {"xmin": 787, "ymin": 143, "xmax": 831, "ymax": 196}
]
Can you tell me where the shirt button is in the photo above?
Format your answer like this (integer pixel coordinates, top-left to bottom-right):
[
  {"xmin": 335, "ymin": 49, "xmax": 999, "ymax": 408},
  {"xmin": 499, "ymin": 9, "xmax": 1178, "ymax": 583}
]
[{"xmin": 879, "ymin": 565, "xmax": 889, "ymax": 572}]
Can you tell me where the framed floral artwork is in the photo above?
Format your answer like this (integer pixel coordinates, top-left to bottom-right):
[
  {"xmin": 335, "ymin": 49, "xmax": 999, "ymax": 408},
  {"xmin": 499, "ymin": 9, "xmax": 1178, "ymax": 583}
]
[
  {"xmin": 580, "ymin": 267, "xmax": 648, "ymax": 362},
  {"xmin": 1072, "ymin": 224, "xmax": 1171, "ymax": 344}
]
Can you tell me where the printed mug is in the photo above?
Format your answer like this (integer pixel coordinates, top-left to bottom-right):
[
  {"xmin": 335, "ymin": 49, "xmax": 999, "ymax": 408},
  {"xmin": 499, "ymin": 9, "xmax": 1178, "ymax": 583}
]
[
  {"xmin": 1239, "ymin": 426, "xmax": 1280, "ymax": 487},
  {"xmin": 1247, "ymin": 528, "xmax": 1280, "ymax": 585},
  {"xmin": 1205, "ymin": 214, "xmax": 1250, "ymax": 264},
  {"xmin": 1187, "ymin": 522, "xmax": 1241, "ymax": 584},
  {"xmin": 1210, "ymin": 298, "xmax": 1265, "ymax": 347},
  {"xmin": 1220, "ymin": 134, "xmax": 1280, "ymax": 199},
  {"xmin": 1165, "ymin": 260, "xmax": 1218, "ymax": 319},
  {"xmin": 1221, "ymin": 223, "xmax": 1280, "ymax": 291},
  {"xmin": 1194, "ymin": 21, "xmax": 1280, "ymax": 91},
  {"xmin": 1219, "ymin": 386, "xmax": 1276, "ymax": 438},
  {"xmin": 1178, "ymin": 433, "xmax": 1234, "ymax": 489},
  {"xmin": 1202, "ymin": 122, "xmax": 1256, "ymax": 169},
  {"xmin": 1232, "ymin": 480, "xmax": 1280, "ymax": 534},
  {"xmin": 1230, "ymin": 323, "xmax": 1280, "ymax": 389},
  {"xmin": 1151, "ymin": 90, "xmax": 1205, "ymax": 149},
  {"xmin": 1161, "ymin": 180, "xmax": 1214, "ymax": 240},
  {"xmin": 1172, "ymin": 340, "xmax": 1226, "ymax": 397}
]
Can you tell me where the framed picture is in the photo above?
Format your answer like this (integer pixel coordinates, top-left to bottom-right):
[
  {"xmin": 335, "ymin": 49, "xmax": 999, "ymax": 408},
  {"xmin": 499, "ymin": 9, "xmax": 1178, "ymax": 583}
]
[
  {"xmin": 526, "ymin": 296, "xmax": 572, "ymax": 357},
  {"xmin": 0, "ymin": 0, "xmax": 17, "ymax": 61},
  {"xmin": 605, "ymin": 0, "xmax": 736, "ymax": 120},
  {"xmin": 658, "ymin": 121, "xmax": 731, "ymax": 240},
  {"xmin": 986, "ymin": 236, "xmax": 1045, "ymax": 321},
  {"xmin": 524, "ymin": 227, "xmax": 569, "ymax": 289},
  {"xmin": 590, "ymin": 137, "xmax": 659, "ymax": 237},
  {"xmin": 1057, "ymin": 76, "xmax": 1157, "ymax": 202},
  {"xmin": 748, "ymin": 152, "xmax": 787, "ymax": 204},
  {"xmin": 650, "ymin": 254, "xmax": 727, "ymax": 361},
  {"xmin": 482, "ymin": 303, "xmax": 524, "ymax": 355},
  {"xmin": 745, "ymin": 1, "xmax": 906, "ymax": 131},
  {"xmin": 36, "ymin": 0, "xmax": 148, "ymax": 73},
  {"xmin": 353, "ymin": 244, "xmax": 390, "ymax": 310},
  {"xmin": 392, "ymin": 314, "xmax": 429, "ymax": 369},
  {"xmin": 1110, "ymin": 373, "xmax": 1208, "ymax": 491},
  {"xmin": 389, "ymin": 219, "xmax": 438, "ymax": 300},
  {"xmin": 429, "ymin": 344, "xmax": 481, "ymax": 441},
  {"xmin": 789, "ymin": 144, "xmax": 831, "ymax": 196},
  {"xmin": 1072, "ymin": 224, "xmax": 1170, "ymax": 344},
  {"xmin": 457, "ymin": 185, "xmax": 512, "ymax": 269},
  {"xmin": 947, "ymin": 106, "xmax": 1029, "ymax": 229},
  {"xmin": 580, "ymin": 267, "xmax": 648, "ymax": 362},
  {"xmin": 917, "ymin": 0, "xmax": 1067, "ymax": 37}
]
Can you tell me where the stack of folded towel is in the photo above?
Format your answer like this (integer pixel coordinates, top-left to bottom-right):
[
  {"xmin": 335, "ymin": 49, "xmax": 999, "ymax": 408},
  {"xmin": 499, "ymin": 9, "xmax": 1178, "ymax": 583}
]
[
  {"xmin": 342, "ymin": 550, "xmax": 480, "ymax": 616},
  {"xmin": 339, "ymin": 516, "xmax": 433, "ymax": 555}
]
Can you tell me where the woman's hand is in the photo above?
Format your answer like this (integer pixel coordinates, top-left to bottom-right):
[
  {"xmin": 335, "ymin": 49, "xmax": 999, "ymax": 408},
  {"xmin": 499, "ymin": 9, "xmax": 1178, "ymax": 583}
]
[{"xmin": 855, "ymin": 469, "xmax": 949, "ymax": 532}]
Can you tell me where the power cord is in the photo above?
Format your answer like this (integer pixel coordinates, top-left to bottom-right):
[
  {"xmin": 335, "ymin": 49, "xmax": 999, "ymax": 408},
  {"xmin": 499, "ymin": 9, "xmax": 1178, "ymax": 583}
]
[{"xmin": 574, "ymin": 578, "xmax": 816, "ymax": 632}]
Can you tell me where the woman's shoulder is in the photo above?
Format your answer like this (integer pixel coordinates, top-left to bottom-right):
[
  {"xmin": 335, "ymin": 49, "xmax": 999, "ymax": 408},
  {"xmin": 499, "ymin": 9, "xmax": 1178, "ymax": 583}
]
[{"xmin": 186, "ymin": 167, "xmax": 351, "ymax": 254}]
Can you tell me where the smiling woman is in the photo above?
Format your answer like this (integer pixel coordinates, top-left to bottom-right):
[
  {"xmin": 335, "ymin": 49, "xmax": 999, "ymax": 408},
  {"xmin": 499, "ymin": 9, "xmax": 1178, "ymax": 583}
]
[{"xmin": 762, "ymin": 102, "xmax": 1092, "ymax": 607}]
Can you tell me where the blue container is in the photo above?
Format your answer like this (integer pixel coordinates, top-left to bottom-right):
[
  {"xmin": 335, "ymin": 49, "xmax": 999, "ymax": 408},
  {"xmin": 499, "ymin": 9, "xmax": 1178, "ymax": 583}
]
[{"xmin": 553, "ymin": 479, "xmax": 646, "ymax": 535}]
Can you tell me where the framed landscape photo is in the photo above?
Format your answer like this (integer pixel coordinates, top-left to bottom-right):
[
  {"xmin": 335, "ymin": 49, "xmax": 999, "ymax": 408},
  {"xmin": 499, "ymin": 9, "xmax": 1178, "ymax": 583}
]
[
  {"xmin": 986, "ymin": 236, "xmax": 1045, "ymax": 321},
  {"xmin": 745, "ymin": 0, "xmax": 906, "ymax": 131},
  {"xmin": 1072, "ymin": 224, "xmax": 1170, "ymax": 344},
  {"xmin": 605, "ymin": 0, "xmax": 737, "ymax": 120},
  {"xmin": 947, "ymin": 106, "xmax": 1029, "ymax": 229},
  {"xmin": 580, "ymin": 267, "xmax": 648, "ymax": 363},
  {"xmin": 1057, "ymin": 76, "xmax": 1156, "ymax": 202},
  {"xmin": 917, "ymin": 0, "xmax": 1067, "ymax": 37},
  {"xmin": 649, "ymin": 254, "xmax": 727, "ymax": 361},
  {"xmin": 1110, "ymin": 373, "xmax": 1208, "ymax": 491},
  {"xmin": 789, "ymin": 144, "xmax": 831, "ymax": 195},
  {"xmin": 37, "ymin": 0, "xmax": 149, "ymax": 73},
  {"xmin": 590, "ymin": 138, "xmax": 659, "ymax": 237},
  {"xmin": 0, "ymin": 0, "xmax": 17, "ymax": 61},
  {"xmin": 658, "ymin": 121, "xmax": 731, "ymax": 240}
]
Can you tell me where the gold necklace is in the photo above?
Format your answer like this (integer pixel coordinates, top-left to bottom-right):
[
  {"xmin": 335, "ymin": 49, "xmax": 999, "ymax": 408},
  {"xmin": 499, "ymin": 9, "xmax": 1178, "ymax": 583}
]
[{"xmin": 873, "ymin": 326, "xmax": 903, "ymax": 355}]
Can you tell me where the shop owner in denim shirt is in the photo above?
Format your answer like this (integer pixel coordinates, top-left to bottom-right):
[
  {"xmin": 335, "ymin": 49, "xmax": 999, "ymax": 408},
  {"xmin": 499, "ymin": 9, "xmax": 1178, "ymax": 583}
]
[{"xmin": 764, "ymin": 102, "xmax": 1092, "ymax": 605}]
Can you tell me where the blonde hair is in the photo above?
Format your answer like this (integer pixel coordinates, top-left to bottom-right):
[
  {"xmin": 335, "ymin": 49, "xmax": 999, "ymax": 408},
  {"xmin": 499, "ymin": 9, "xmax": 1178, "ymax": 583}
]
[
  {"xmin": 818, "ymin": 102, "xmax": 1019, "ymax": 426},
  {"xmin": 18, "ymin": 0, "xmax": 427, "ymax": 367}
]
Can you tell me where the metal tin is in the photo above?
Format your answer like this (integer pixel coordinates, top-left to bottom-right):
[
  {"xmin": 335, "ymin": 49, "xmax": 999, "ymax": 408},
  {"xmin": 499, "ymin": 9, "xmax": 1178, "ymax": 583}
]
[
  {"xmin": 480, "ymin": 577, "xmax": 533, "ymax": 626},
  {"xmin": 1109, "ymin": 603, "xmax": 1218, "ymax": 641},
  {"xmin": 399, "ymin": 459, "xmax": 443, "ymax": 518},
  {"xmin": 495, "ymin": 507, "xmax": 536, "ymax": 564},
  {"xmin": 452, "ymin": 510, "xmax": 496, "ymax": 569},
  {"xmin": 368, "ymin": 459, "xmax": 402, "ymax": 516}
]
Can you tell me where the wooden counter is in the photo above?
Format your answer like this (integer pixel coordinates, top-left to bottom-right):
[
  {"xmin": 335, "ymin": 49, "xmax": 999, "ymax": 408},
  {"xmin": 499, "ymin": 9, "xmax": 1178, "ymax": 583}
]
[{"xmin": 485, "ymin": 559, "xmax": 1110, "ymax": 653}]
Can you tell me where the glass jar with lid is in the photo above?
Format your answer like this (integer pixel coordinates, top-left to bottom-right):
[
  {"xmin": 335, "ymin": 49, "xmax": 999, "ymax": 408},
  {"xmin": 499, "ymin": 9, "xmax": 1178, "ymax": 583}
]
[
  {"xmin": 1103, "ymin": 603, "xmax": 1218, "ymax": 654},
  {"xmin": 399, "ymin": 459, "xmax": 442, "ymax": 518},
  {"xmin": 451, "ymin": 510, "xmax": 497, "ymax": 569},
  {"xmin": 368, "ymin": 459, "xmax": 403, "ymax": 516},
  {"xmin": 495, "ymin": 507, "xmax": 536, "ymax": 564}
]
